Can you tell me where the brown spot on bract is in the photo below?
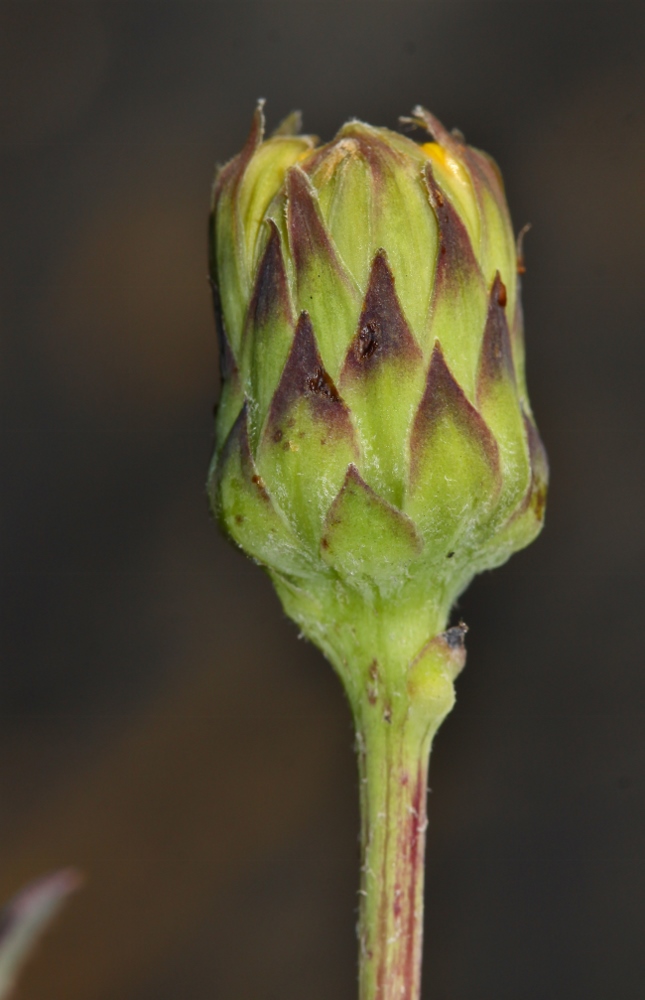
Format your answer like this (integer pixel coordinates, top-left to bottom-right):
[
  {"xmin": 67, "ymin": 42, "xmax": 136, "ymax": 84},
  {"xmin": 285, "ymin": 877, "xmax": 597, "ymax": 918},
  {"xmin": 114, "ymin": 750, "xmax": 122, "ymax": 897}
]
[
  {"xmin": 531, "ymin": 484, "xmax": 547, "ymax": 522},
  {"xmin": 341, "ymin": 250, "xmax": 420, "ymax": 380},
  {"xmin": 383, "ymin": 705, "xmax": 392, "ymax": 724},
  {"xmin": 251, "ymin": 473, "xmax": 270, "ymax": 502},
  {"xmin": 307, "ymin": 367, "xmax": 338, "ymax": 398},
  {"xmin": 357, "ymin": 321, "xmax": 378, "ymax": 360}
]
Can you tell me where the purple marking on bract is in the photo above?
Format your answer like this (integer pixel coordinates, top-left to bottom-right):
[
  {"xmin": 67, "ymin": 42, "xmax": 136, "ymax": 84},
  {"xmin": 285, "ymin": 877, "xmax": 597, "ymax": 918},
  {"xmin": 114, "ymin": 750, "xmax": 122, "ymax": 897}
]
[
  {"xmin": 286, "ymin": 166, "xmax": 344, "ymax": 276},
  {"xmin": 341, "ymin": 250, "xmax": 421, "ymax": 380},
  {"xmin": 210, "ymin": 279, "xmax": 239, "ymax": 382},
  {"xmin": 424, "ymin": 163, "xmax": 482, "ymax": 292},
  {"xmin": 266, "ymin": 312, "xmax": 354, "ymax": 436},
  {"xmin": 246, "ymin": 220, "xmax": 294, "ymax": 333},
  {"xmin": 476, "ymin": 273, "xmax": 517, "ymax": 400},
  {"xmin": 410, "ymin": 342, "xmax": 500, "ymax": 484}
]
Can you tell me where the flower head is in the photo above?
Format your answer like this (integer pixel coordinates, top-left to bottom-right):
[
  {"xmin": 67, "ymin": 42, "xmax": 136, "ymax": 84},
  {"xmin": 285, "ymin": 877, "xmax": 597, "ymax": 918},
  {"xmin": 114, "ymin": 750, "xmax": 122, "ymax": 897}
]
[{"xmin": 208, "ymin": 103, "xmax": 547, "ymax": 684}]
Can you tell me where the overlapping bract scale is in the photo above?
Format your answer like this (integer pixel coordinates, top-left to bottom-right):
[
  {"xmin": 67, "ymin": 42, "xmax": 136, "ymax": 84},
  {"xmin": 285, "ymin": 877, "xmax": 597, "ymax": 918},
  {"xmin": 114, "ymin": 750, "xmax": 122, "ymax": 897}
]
[
  {"xmin": 340, "ymin": 250, "xmax": 424, "ymax": 508},
  {"xmin": 286, "ymin": 166, "xmax": 361, "ymax": 380},
  {"xmin": 257, "ymin": 311, "xmax": 358, "ymax": 548},
  {"xmin": 240, "ymin": 219, "xmax": 295, "ymax": 442}
]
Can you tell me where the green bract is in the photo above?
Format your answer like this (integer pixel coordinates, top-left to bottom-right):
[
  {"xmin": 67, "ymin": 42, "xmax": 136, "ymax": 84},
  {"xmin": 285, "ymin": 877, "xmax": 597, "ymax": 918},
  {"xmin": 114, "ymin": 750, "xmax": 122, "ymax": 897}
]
[{"xmin": 208, "ymin": 103, "xmax": 547, "ymax": 713}]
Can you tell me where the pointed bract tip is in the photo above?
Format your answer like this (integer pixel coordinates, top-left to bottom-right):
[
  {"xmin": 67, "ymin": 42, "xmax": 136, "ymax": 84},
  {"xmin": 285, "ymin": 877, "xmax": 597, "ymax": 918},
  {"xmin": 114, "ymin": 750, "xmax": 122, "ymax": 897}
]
[
  {"xmin": 407, "ymin": 106, "xmax": 463, "ymax": 152},
  {"xmin": 250, "ymin": 98, "xmax": 266, "ymax": 143},
  {"xmin": 266, "ymin": 310, "xmax": 352, "ymax": 434},
  {"xmin": 212, "ymin": 100, "xmax": 266, "ymax": 207},
  {"xmin": 411, "ymin": 340, "xmax": 501, "ymax": 486},
  {"xmin": 342, "ymin": 248, "xmax": 420, "ymax": 379},
  {"xmin": 218, "ymin": 400, "xmax": 251, "ymax": 472},
  {"xmin": 321, "ymin": 462, "xmax": 423, "ymax": 574},
  {"xmin": 246, "ymin": 219, "xmax": 293, "ymax": 331},
  {"xmin": 477, "ymin": 272, "xmax": 516, "ymax": 399},
  {"xmin": 271, "ymin": 109, "xmax": 303, "ymax": 137},
  {"xmin": 423, "ymin": 161, "xmax": 482, "ymax": 283},
  {"xmin": 344, "ymin": 462, "xmax": 363, "ymax": 487},
  {"xmin": 287, "ymin": 165, "xmax": 350, "ymax": 283},
  {"xmin": 516, "ymin": 223, "xmax": 531, "ymax": 275}
]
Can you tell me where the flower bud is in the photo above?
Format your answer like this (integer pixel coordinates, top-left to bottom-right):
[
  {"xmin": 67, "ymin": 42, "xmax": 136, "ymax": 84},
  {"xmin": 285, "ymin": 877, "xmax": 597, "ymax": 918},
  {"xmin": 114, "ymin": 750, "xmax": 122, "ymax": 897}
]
[{"xmin": 208, "ymin": 103, "xmax": 547, "ymax": 683}]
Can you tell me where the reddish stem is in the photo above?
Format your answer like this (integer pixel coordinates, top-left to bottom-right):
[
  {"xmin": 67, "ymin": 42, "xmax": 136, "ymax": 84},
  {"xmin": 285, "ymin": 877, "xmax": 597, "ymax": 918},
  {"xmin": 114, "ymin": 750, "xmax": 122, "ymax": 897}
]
[{"xmin": 356, "ymin": 715, "xmax": 432, "ymax": 1000}]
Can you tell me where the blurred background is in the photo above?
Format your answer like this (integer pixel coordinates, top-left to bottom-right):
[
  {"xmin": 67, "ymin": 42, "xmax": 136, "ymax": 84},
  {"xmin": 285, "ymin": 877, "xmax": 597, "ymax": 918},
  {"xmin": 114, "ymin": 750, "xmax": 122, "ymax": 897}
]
[{"xmin": 1, "ymin": 1, "xmax": 644, "ymax": 997}]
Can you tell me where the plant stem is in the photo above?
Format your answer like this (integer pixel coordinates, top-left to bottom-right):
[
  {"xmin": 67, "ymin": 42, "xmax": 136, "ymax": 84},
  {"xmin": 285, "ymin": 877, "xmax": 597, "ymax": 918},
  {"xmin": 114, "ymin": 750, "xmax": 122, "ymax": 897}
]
[
  {"xmin": 275, "ymin": 576, "xmax": 465, "ymax": 998},
  {"xmin": 356, "ymin": 708, "xmax": 433, "ymax": 1000},
  {"xmin": 350, "ymin": 626, "xmax": 465, "ymax": 1000}
]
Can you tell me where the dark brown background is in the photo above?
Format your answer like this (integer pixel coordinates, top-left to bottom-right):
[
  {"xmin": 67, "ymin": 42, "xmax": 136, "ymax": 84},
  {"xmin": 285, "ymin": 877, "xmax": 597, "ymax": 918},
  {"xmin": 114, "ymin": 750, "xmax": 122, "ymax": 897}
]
[{"xmin": 1, "ymin": 1, "xmax": 644, "ymax": 997}]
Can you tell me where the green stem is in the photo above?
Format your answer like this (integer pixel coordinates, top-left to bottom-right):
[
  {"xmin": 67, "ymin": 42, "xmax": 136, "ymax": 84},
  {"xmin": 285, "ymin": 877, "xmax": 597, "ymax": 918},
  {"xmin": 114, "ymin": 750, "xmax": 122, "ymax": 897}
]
[
  {"xmin": 350, "ymin": 627, "xmax": 465, "ymax": 1000},
  {"xmin": 356, "ymin": 710, "xmax": 433, "ymax": 1000},
  {"xmin": 273, "ymin": 575, "xmax": 466, "ymax": 998}
]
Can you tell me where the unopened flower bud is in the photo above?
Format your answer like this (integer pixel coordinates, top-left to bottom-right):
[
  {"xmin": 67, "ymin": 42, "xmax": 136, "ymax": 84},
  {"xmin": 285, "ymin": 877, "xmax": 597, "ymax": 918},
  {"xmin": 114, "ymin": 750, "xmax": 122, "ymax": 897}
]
[{"xmin": 208, "ymin": 103, "xmax": 547, "ymax": 688}]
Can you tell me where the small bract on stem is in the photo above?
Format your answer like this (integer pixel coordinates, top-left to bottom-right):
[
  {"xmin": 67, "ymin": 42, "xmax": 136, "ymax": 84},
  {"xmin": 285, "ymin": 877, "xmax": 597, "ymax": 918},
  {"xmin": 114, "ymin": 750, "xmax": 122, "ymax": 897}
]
[{"xmin": 208, "ymin": 102, "xmax": 547, "ymax": 1000}]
